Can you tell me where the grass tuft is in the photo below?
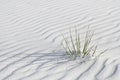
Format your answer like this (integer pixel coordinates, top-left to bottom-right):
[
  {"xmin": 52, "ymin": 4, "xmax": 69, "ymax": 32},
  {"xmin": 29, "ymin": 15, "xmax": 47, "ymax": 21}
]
[{"xmin": 62, "ymin": 28, "xmax": 106, "ymax": 60}]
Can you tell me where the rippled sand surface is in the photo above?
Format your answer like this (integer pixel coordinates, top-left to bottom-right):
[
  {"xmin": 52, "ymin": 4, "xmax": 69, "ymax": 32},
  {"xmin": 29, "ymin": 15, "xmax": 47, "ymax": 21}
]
[{"xmin": 0, "ymin": 0, "xmax": 120, "ymax": 80}]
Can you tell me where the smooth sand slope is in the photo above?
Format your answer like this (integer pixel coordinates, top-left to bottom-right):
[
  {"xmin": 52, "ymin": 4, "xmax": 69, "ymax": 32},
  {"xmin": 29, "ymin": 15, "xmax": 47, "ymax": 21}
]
[{"xmin": 0, "ymin": 0, "xmax": 120, "ymax": 80}]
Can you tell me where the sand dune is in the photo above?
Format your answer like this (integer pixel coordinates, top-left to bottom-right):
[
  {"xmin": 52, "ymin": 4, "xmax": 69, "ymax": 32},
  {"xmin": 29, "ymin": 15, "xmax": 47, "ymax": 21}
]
[{"xmin": 0, "ymin": 0, "xmax": 120, "ymax": 80}]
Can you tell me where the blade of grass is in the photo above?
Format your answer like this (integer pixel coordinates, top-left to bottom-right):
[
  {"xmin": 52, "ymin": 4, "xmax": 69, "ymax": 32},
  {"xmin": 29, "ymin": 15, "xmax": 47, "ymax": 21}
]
[
  {"xmin": 62, "ymin": 34, "xmax": 73, "ymax": 56},
  {"xmin": 75, "ymin": 28, "xmax": 81, "ymax": 55},
  {"xmin": 92, "ymin": 45, "xmax": 97, "ymax": 56},
  {"xmin": 70, "ymin": 28, "xmax": 76, "ymax": 55}
]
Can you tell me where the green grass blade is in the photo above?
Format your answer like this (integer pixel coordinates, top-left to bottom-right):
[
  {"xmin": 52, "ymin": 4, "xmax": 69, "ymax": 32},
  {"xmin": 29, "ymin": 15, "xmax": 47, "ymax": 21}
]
[
  {"xmin": 62, "ymin": 34, "xmax": 73, "ymax": 56},
  {"xmin": 70, "ymin": 29, "xmax": 76, "ymax": 54}
]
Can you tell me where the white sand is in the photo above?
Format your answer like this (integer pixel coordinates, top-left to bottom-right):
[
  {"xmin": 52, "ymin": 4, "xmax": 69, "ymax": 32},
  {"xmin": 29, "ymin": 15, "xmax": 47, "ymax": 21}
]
[{"xmin": 0, "ymin": 0, "xmax": 120, "ymax": 80}]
